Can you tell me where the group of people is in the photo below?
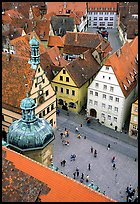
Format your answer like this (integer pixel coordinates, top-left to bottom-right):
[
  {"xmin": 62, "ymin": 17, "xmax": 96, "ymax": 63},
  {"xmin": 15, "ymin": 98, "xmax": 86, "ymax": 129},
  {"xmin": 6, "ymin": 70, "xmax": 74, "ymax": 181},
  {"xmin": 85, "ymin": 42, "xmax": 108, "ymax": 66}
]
[
  {"xmin": 126, "ymin": 185, "xmax": 137, "ymax": 202},
  {"xmin": 90, "ymin": 146, "xmax": 97, "ymax": 157}
]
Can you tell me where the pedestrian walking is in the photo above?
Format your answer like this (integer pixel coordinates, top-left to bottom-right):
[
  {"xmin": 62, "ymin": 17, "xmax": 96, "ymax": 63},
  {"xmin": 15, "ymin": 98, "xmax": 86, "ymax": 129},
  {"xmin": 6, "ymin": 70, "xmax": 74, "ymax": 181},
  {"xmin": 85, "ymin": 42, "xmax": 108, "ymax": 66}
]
[
  {"xmin": 75, "ymin": 127, "xmax": 79, "ymax": 132},
  {"xmin": 60, "ymin": 132, "xmax": 63, "ymax": 139},
  {"xmin": 86, "ymin": 175, "xmax": 89, "ymax": 182},
  {"xmin": 88, "ymin": 163, "xmax": 91, "ymax": 170},
  {"xmin": 112, "ymin": 156, "xmax": 116, "ymax": 163},
  {"xmin": 112, "ymin": 162, "xmax": 116, "ymax": 170},
  {"xmin": 76, "ymin": 167, "xmax": 79, "ymax": 177},
  {"xmin": 80, "ymin": 124, "xmax": 83, "ymax": 127},
  {"xmin": 63, "ymin": 160, "xmax": 66, "ymax": 167},
  {"xmin": 77, "ymin": 133, "xmax": 81, "ymax": 139},
  {"xmin": 81, "ymin": 173, "xmax": 84, "ymax": 180},
  {"xmin": 73, "ymin": 172, "xmax": 76, "ymax": 179},
  {"xmin": 80, "ymin": 178, "xmax": 84, "ymax": 183},
  {"xmin": 107, "ymin": 144, "xmax": 111, "ymax": 150},
  {"xmin": 94, "ymin": 149, "xmax": 97, "ymax": 157},
  {"xmin": 91, "ymin": 180, "xmax": 94, "ymax": 186},
  {"xmin": 90, "ymin": 146, "xmax": 93, "ymax": 153}
]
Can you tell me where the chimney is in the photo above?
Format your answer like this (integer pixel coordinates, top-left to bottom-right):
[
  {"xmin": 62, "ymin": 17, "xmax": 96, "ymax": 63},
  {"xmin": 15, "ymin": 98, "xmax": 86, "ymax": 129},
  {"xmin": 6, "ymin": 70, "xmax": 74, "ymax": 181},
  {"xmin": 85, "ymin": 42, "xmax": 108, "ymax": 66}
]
[
  {"xmin": 116, "ymin": 49, "xmax": 121, "ymax": 57},
  {"xmin": 6, "ymin": 52, "xmax": 11, "ymax": 62},
  {"xmin": 80, "ymin": 53, "xmax": 85, "ymax": 59},
  {"xmin": 75, "ymin": 33, "xmax": 78, "ymax": 42},
  {"xmin": 64, "ymin": 2, "xmax": 67, "ymax": 9}
]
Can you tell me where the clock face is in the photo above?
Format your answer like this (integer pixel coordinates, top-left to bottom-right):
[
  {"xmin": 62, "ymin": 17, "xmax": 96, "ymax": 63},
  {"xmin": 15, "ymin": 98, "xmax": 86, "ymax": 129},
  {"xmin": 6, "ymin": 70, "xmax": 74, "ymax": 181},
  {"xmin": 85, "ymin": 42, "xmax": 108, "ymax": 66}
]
[{"xmin": 39, "ymin": 95, "xmax": 44, "ymax": 104}]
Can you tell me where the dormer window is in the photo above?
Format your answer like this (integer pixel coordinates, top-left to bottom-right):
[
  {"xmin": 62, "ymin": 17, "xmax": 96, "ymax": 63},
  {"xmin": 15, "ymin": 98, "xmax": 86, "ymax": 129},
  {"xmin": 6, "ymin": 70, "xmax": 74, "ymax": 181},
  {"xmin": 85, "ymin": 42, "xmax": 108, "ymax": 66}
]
[
  {"xmin": 133, "ymin": 68, "xmax": 137, "ymax": 75},
  {"xmin": 123, "ymin": 83, "xmax": 127, "ymax": 90}
]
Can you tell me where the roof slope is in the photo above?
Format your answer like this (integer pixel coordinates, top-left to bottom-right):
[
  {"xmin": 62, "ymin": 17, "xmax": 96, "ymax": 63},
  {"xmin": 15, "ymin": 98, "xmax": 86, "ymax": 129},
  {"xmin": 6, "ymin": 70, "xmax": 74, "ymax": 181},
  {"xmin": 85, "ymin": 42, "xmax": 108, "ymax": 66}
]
[
  {"xmin": 47, "ymin": 46, "xmax": 68, "ymax": 67},
  {"xmin": 2, "ymin": 53, "xmax": 35, "ymax": 113},
  {"xmin": 87, "ymin": 2, "xmax": 117, "ymax": 12},
  {"xmin": 2, "ymin": 147, "xmax": 116, "ymax": 202},
  {"xmin": 65, "ymin": 49, "xmax": 101, "ymax": 87},
  {"xmin": 10, "ymin": 31, "xmax": 47, "ymax": 57},
  {"xmin": 48, "ymin": 35, "xmax": 64, "ymax": 47},
  {"xmin": 2, "ymin": 148, "xmax": 50, "ymax": 202},
  {"xmin": 104, "ymin": 38, "xmax": 138, "ymax": 97}
]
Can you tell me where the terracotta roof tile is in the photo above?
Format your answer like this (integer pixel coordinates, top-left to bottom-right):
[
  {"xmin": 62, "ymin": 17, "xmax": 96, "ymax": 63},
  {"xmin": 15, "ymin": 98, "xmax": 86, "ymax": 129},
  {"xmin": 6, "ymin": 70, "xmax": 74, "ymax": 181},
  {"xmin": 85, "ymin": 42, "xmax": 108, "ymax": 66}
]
[
  {"xmin": 63, "ymin": 32, "xmax": 103, "ymax": 55},
  {"xmin": 87, "ymin": 2, "xmax": 117, "ymax": 12},
  {"xmin": 2, "ymin": 53, "xmax": 35, "ymax": 113},
  {"xmin": 65, "ymin": 49, "xmax": 101, "ymax": 87},
  {"xmin": 47, "ymin": 2, "xmax": 87, "ymax": 16},
  {"xmin": 48, "ymin": 36, "xmax": 64, "ymax": 48},
  {"xmin": 104, "ymin": 39, "xmax": 138, "ymax": 97},
  {"xmin": 2, "ymin": 148, "xmax": 50, "ymax": 202},
  {"xmin": 47, "ymin": 46, "xmax": 68, "ymax": 67},
  {"xmin": 2, "ymin": 147, "xmax": 116, "ymax": 202},
  {"xmin": 10, "ymin": 31, "xmax": 47, "ymax": 57}
]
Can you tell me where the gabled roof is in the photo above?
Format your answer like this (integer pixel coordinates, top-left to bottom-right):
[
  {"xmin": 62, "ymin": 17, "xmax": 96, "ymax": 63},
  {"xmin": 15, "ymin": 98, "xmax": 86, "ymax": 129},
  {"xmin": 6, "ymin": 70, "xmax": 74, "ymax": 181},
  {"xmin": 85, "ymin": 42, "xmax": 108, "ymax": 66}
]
[
  {"xmin": 47, "ymin": 46, "xmax": 68, "ymax": 67},
  {"xmin": 2, "ymin": 147, "xmax": 115, "ymax": 202},
  {"xmin": 10, "ymin": 31, "xmax": 47, "ymax": 57},
  {"xmin": 24, "ymin": 20, "xmax": 51, "ymax": 41},
  {"xmin": 87, "ymin": 2, "xmax": 117, "ymax": 12},
  {"xmin": 63, "ymin": 32, "xmax": 105, "ymax": 55},
  {"xmin": 64, "ymin": 49, "xmax": 101, "ymax": 87},
  {"xmin": 104, "ymin": 38, "xmax": 138, "ymax": 97},
  {"xmin": 48, "ymin": 35, "xmax": 64, "ymax": 48}
]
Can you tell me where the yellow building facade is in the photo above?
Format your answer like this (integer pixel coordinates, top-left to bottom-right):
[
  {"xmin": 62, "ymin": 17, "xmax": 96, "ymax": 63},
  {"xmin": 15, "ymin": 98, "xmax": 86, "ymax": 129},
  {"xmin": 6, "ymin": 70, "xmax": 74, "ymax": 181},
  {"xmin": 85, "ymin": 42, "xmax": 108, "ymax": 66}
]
[
  {"xmin": 129, "ymin": 99, "xmax": 138, "ymax": 138},
  {"xmin": 52, "ymin": 67, "xmax": 93, "ymax": 113}
]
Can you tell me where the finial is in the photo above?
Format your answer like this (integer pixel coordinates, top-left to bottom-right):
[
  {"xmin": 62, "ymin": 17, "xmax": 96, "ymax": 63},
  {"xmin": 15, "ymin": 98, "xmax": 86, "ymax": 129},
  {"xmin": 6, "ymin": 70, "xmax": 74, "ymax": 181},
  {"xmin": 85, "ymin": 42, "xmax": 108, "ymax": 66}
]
[{"xmin": 25, "ymin": 83, "xmax": 29, "ymax": 97}]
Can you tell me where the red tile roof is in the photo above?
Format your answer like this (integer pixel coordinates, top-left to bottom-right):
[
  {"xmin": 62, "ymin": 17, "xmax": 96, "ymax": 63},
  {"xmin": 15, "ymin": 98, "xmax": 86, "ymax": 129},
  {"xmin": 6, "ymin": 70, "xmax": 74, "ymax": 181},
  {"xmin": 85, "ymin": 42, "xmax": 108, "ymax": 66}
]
[
  {"xmin": 2, "ymin": 146, "xmax": 116, "ymax": 202},
  {"xmin": 48, "ymin": 36, "xmax": 64, "ymax": 47},
  {"xmin": 2, "ymin": 53, "xmax": 35, "ymax": 113},
  {"xmin": 87, "ymin": 2, "xmax": 117, "ymax": 12},
  {"xmin": 104, "ymin": 39, "xmax": 138, "ymax": 97},
  {"xmin": 63, "ymin": 32, "xmax": 106, "ymax": 55},
  {"xmin": 10, "ymin": 31, "xmax": 47, "ymax": 58},
  {"xmin": 65, "ymin": 49, "xmax": 101, "ymax": 87},
  {"xmin": 47, "ymin": 46, "xmax": 68, "ymax": 67},
  {"xmin": 47, "ymin": 2, "xmax": 87, "ymax": 16},
  {"xmin": 2, "ymin": 148, "xmax": 50, "ymax": 202}
]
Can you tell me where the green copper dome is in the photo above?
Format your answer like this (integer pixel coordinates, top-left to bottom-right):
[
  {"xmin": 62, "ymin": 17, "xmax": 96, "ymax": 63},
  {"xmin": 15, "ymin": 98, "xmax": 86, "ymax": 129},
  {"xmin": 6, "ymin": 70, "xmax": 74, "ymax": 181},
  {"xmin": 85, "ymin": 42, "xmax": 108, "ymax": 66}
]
[
  {"xmin": 7, "ymin": 97, "xmax": 55, "ymax": 151},
  {"xmin": 29, "ymin": 35, "xmax": 39, "ymax": 46},
  {"xmin": 20, "ymin": 97, "xmax": 36, "ymax": 110}
]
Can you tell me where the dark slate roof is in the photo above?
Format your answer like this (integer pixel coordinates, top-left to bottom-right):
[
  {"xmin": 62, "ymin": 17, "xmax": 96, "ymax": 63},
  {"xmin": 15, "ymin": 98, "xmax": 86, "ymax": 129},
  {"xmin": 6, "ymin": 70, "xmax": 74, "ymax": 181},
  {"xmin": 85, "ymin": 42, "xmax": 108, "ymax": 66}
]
[
  {"xmin": 2, "ymin": 148, "xmax": 50, "ymax": 202},
  {"xmin": 51, "ymin": 16, "xmax": 74, "ymax": 37},
  {"xmin": 65, "ymin": 49, "xmax": 101, "ymax": 87}
]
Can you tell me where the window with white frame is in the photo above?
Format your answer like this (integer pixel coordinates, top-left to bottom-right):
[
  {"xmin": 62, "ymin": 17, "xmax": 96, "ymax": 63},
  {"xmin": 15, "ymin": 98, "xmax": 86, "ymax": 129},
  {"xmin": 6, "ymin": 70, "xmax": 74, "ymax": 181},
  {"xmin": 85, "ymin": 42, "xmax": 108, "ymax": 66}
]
[
  {"xmin": 89, "ymin": 99, "xmax": 93, "ymax": 105},
  {"xmin": 89, "ymin": 90, "xmax": 93, "ymax": 95},
  {"xmin": 103, "ymin": 94, "xmax": 106, "ymax": 99},
  {"xmin": 133, "ymin": 125, "xmax": 138, "ymax": 129},
  {"xmin": 108, "ymin": 105, "xmax": 112, "ymax": 110},
  {"xmin": 114, "ymin": 117, "xmax": 117, "ymax": 122},
  {"xmin": 102, "ymin": 103, "xmax": 106, "ymax": 108},
  {"xmin": 108, "ymin": 115, "xmax": 111, "ymax": 120},
  {"xmin": 94, "ymin": 101, "xmax": 98, "ymax": 106},
  {"xmin": 109, "ymin": 96, "xmax": 113, "ymax": 101},
  {"xmin": 94, "ymin": 17, "xmax": 97, "ymax": 20},
  {"xmin": 108, "ymin": 22, "xmax": 113, "ymax": 26},
  {"xmin": 101, "ymin": 113, "xmax": 105, "ymax": 118},
  {"xmin": 116, "ymin": 97, "xmax": 119, "ymax": 102},
  {"xmin": 110, "ymin": 17, "xmax": 114, "ymax": 21},
  {"xmin": 103, "ymin": 85, "xmax": 107, "ymax": 90},
  {"xmin": 95, "ymin": 92, "xmax": 98, "ymax": 96},
  {"xmin": 104, "ymin": 17, "xmax": 108, "ymax": 21},
  {"xmin": 114, "ymin": 107, "xmax": 118, "ymax": 112},
  {"xmin": 110, "ymin": 86, "xmax": 114, "ymax": 92},
  {"xmin": 95, "ymin": 82, "xmax": 99, "ymax": 88},
  {"xmin": 99, "ymin": 17, "xmax": 103, "ymax": 21},
  {"xmin": 93, "ymin": 22, "xmax": 97, "ymax": 26},
  {"xmin": 89, "ymin": 17, "xmax": 91, "ymax": 20}
]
